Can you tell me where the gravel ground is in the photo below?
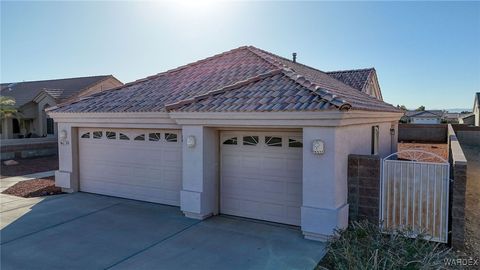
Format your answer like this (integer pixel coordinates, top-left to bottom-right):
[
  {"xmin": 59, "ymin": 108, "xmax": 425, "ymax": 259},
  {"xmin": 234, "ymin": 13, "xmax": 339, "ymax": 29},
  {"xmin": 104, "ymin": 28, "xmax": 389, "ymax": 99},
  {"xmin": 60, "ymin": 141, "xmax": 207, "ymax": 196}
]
[
  {"xmin": 397, "ymin": 142, "xmax": 448, "ymax": 161},
  {"xmin": 0, "ymin": 155, "xmax": 58, "ymax": 178},
  {"xmin": 462, "ymin": 144, "xmax": 480, "ymax": 258},
  {"xmin": 1, "ymin": 177, "xmax": 62, "ymax": 198}
]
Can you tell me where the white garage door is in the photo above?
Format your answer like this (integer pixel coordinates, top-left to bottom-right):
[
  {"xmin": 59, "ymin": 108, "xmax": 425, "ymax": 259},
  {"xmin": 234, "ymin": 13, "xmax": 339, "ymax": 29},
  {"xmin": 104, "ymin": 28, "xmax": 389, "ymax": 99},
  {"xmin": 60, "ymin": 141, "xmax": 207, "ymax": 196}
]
[
  {"xmin": 220, "ymin": 131, "xmax": 303, "ymax": 226},
  {"xmin": 78, "ymin": 128, "xmax": 182, "ymax": 206}
]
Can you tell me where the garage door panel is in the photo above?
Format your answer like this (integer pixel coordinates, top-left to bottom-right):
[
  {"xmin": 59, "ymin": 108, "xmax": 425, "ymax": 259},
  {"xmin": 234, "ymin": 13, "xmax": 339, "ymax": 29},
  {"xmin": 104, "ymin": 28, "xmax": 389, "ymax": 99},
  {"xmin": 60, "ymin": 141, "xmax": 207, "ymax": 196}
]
[
  {"xmin": 83, "ymin": 169, "xmax": 180, "ymax": 187},
  {"xmin": 80, "ymin": 180, "xmax": 179, "ymax": 205},
  {"xmin": 220, "ymin": 131, "xmax": 302, "ymax": 226},
  {"xmin": 78, "ymin": 128, "xmax": 182, "ymax": 206},
  {"xmin": 241, "ymin": 156, "xmax": 262, "ymax": 170}
]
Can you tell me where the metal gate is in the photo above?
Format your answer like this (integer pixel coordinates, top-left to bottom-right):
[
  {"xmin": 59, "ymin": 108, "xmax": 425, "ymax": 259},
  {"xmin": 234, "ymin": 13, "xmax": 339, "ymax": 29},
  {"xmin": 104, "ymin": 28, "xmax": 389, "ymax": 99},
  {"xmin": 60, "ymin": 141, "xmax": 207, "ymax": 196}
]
[{"xmin": 380, "ymin": 150, "xmax": 450, "ymax": 243}]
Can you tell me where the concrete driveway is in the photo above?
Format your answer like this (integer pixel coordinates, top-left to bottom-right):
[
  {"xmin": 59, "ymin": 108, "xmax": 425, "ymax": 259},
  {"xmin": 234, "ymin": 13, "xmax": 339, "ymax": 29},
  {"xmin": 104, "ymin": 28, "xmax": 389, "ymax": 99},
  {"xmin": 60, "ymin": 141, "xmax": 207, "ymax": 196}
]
[{"xmin": 0, "ymin": 193, "xmax": 325, "ymax": 270}]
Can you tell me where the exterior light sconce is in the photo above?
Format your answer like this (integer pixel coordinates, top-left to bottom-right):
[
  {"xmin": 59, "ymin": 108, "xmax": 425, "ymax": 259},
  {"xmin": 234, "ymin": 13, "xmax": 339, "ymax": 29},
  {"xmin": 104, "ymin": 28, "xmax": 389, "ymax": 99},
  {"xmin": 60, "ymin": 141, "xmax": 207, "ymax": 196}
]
[
  {"xmin": 186, "ymin": 135, "xmax": 196, "ymax": 148},
  {"xmin": 312, "ymin": 139, "xmax": 325, "ymax": 155},
  {"xmin": 59, "ymin": 130, "xmax": 69, "ymax": 145},
  {"xmin": 390, "ymin": 128, "xmax": 395, "ymax": 136}
]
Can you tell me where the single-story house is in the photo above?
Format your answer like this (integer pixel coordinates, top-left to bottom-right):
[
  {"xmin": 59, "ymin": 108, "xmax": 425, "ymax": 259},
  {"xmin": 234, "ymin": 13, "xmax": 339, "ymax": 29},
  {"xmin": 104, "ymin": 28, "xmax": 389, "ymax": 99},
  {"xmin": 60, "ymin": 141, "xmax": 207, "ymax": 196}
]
[
  {"xmin": 443, "ymin": 112, "xmax": 460, "ymax": 124},
  {"xmin": 47, "ymin": 46, "xmax": 402, "ymax": 241},
  {"xmin": 459, "ymin": 113, "xmax": 475, "ymax": 125},
  {"xmin": 403, "ymin": 110, "xmax": 444, "ymax": 124},
  {"xmin": 0, "ymin": 75, "xmax": 123, "ymax": 139},
  {"xmin": 474, "ymin": 92, "xmax": 480, "ymax": 126}
]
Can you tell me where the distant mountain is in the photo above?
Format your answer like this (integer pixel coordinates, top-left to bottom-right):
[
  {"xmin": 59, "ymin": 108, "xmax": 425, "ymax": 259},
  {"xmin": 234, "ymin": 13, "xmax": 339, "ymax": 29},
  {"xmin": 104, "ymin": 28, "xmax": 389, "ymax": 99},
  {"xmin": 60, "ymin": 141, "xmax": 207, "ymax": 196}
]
[{"xmin": 442, "ymin": 108, "xmax": 472, "ymax": 113}]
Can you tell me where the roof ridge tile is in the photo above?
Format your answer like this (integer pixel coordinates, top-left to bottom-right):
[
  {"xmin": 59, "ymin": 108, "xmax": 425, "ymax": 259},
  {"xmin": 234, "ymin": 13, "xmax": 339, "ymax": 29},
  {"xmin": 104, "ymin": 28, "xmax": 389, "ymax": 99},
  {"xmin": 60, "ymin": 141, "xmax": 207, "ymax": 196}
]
[{"xmin": 165, "ymin": 68, "xmax": 283, "ymax": 111}]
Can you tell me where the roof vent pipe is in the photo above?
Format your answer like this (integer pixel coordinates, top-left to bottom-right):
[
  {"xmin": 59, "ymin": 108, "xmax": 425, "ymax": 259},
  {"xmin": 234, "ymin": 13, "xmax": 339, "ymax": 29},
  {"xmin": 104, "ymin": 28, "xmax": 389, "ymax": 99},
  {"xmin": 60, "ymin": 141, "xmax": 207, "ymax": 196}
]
[{"xmin": 292, "ymin": 52, "xmax": 297, "ymax": 63}]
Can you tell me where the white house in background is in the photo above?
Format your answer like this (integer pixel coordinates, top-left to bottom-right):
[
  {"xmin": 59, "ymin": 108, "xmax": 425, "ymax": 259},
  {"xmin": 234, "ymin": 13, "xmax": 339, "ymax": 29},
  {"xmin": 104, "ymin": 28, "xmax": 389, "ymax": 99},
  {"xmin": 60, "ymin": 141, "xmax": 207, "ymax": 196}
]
[
  {"xmin": 403, "ymin": 110, "xmax": 444, "ymax": 124},
  {"xmin": 459, "ymin": 113, "xmax": 475, "ymax": 125},
  {"xmin": 474, "ymin": 92, "xmax": 480, "ymax": 126},
  {"xmin": 0, "ymin": 75, "xmax": 123, "ymax": 139},
  {"xmin": 47, "ymin": 46, "xmax": 402, "ymax": 241}
]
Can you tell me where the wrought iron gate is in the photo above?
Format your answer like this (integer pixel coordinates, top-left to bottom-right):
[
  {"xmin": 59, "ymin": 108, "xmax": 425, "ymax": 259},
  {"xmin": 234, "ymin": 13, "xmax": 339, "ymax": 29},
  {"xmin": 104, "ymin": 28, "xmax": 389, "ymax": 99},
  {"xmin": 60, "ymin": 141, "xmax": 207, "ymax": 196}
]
[{"xmin": 380, "ymin": 150, "xmax": 450, "ymax": 243}]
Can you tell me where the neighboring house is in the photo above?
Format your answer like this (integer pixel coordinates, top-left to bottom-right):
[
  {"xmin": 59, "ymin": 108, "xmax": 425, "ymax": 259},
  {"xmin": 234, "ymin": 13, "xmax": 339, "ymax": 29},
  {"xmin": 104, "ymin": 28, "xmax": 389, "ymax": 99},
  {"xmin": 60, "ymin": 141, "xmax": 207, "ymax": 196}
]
[
  {"xmin": 474, "ymin": 92, "xmax": 480, "ymax": 126},
  {"xmin": 459, "ymin": 113, "xmax": 475, "ymax": 125},
  {"xmin": 443, "ymin": 112, "xmax": 460, "ymax": 124},
  {"xmin": 326, "ymin": 68, "xmax": 383, "ymax": 100},
  {"xmin": 0, "ymin": 75, "xmax": 123, "ymax": 139},
  {"xmin": 47, "ymin": 46, "xmax": 402, "ymax": 241},
  {"xmin": 403, "ymin": 110, "xmax": 444, "ymax": 124}
]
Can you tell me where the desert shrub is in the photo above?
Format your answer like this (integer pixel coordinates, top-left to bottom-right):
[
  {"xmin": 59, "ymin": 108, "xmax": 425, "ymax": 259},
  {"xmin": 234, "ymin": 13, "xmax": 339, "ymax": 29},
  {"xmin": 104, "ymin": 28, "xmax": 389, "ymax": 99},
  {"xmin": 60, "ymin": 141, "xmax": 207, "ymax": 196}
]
[{"xmin": 317, "ymin": 220, "xmax": 452, "ymax": 270}]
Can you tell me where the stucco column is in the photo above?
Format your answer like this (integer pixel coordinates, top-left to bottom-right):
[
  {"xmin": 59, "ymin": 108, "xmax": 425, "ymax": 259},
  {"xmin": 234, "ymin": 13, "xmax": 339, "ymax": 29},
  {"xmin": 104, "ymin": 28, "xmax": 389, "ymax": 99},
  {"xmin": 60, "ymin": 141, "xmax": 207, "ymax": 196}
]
[
  {"xmin": 2, "ymin": 117, "xmax": 13, "ymax": 139},
  {"xmin": 301, "ymin": 127, "xmax": 349, "ymax": 241},
  {"xmin": 54, "ymin": 123, "xmax": 79, "ymax": 193},
  {"xmin": 180, "ymin": 126, "xmax": 219, "ymax": 219}
]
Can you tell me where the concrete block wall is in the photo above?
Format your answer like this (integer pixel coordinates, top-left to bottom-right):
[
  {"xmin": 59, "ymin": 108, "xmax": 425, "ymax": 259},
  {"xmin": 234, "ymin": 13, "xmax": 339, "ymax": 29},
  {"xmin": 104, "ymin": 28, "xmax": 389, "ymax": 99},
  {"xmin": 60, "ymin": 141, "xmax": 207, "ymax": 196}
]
[
  {"xmin": 455, "ymin": 130, "xmax": 480, "ymax": 146},
  {"xmin": 0, "ymin": 142, "xmax": 58, "ymax": 160},
  {"xmin": 398, "ymin": 124, "xmax": 447, "ymax": 143},
  {"xmin": 448, "ymin": 125, "xmax": 468, "ymax": 249},
  {"xmin": 347, "ymin": 154, "xmax": 381, "ymax": 224}
]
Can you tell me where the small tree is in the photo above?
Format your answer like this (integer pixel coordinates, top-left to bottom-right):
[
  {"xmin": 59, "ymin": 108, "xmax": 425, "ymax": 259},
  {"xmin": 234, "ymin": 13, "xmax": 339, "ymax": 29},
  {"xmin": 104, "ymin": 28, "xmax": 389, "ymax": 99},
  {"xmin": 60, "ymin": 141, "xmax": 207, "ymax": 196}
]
[
  {"xmin": 396, "ymin": 104, "xmax": 407, "ymax": 111},
  {"xmin": 0, "ymin": 96, "xmax": 18, "ymax": 118},
  {"xmin": 415, "ymin": 105, "xmax": 425, "ymax": 111}
]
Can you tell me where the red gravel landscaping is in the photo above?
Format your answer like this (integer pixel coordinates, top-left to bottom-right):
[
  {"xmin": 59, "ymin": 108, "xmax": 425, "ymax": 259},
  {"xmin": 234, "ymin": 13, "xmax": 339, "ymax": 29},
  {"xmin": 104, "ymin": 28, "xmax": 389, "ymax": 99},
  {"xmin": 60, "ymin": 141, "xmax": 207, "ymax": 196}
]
[
  {"xmin": 0, "ymin": 155, "xmax": 59, "ymax": 178},
  {"xmin": 2, "ymin": 177, "xmax": 62, "ymax": 198}
]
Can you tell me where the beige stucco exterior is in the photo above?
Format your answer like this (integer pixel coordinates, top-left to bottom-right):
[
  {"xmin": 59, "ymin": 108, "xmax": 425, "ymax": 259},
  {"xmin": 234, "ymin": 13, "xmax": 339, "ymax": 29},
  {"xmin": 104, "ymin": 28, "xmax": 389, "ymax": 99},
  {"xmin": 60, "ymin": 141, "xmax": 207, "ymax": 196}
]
[{"xmin": 49, "ymin": 110, "xmax": 402, "ymax": 241}]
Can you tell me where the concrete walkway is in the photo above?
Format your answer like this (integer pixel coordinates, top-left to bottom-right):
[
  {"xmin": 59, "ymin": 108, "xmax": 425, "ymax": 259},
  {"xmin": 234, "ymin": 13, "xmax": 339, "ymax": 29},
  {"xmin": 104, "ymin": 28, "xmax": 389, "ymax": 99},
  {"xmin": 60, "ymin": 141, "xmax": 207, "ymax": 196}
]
[
  {"xmin": 0, "ymin": 170, "xmax": 55, "ymax": 193},
  {"xmin": 0, "ymin": 192, "xmax": 325, "ymax": 270}
]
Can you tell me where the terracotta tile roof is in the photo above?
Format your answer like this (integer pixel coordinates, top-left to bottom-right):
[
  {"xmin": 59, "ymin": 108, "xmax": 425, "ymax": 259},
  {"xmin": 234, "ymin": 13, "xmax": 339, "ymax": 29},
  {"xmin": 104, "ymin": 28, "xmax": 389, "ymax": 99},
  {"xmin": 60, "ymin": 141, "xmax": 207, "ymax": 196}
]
[
  {"xmin": 326, "ymin": 68, "xmax": 374, "ymax": 92},
  {"xmin": 51, "ymin": 46, "xmax": 400, "ymax": 113},
  {"xmin": 0, "ymin": 75, "xmax": 115, "ymax": 108}
]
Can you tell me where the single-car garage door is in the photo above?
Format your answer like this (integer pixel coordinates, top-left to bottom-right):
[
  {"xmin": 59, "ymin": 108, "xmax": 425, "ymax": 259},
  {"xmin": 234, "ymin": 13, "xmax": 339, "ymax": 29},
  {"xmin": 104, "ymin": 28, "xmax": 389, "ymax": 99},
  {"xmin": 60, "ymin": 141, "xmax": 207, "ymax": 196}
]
[
  {"xmin": 220, "ymin": 131, "xmax": 303, "ymax": 226},
  {"xmin": 78, "ymin": 128, "xmax": 182, "ymax": 206}
]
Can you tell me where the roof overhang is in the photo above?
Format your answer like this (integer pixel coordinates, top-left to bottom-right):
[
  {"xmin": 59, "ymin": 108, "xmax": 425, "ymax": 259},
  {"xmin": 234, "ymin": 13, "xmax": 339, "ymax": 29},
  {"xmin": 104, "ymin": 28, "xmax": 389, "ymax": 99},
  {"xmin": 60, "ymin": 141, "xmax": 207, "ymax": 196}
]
[{"xmin": 48, "ymin": 110, "xmax": 403, "ymax": 128}]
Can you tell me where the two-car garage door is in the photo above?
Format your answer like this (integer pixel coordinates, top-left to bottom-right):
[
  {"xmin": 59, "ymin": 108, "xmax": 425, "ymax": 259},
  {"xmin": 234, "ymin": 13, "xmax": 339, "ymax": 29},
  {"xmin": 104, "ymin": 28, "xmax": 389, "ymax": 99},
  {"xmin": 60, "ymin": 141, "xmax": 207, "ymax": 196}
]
[
  {"xmin": 78, "ymin": 128, "xmax": 303, "ymax": 226},
  {"xmin": 220, "ymin": 131, "xmax": 303, "ymax": 226},
  {"xmin": 78, "ymin": 128, "xmax": 182, "ymax": 206}
]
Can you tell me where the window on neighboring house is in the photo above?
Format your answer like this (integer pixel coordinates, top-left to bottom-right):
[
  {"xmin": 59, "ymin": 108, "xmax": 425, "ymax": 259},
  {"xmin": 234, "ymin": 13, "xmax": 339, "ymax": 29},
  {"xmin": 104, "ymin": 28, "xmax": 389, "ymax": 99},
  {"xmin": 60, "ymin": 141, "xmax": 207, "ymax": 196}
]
[
  {"xmin": 46, "ymin": 118, "xmax": 55, "ymax": 135},
  {"xmin": 371, "ymin": 126, "xmax": 379, "ymax": 155}
]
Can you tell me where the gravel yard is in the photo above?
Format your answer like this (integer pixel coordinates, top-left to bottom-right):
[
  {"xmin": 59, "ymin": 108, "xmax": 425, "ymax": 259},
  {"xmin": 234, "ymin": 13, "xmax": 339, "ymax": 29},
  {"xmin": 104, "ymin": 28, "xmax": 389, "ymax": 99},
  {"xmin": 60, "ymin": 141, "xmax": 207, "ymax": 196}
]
[
  {"xmin": 1, "ymin": 177, "xmax": 62, "ymax": 198},
  {"xmin": 397, "ymin": 142, "xmax": 448, "ymax": 161},
  {"xmin": 0, "ymin": 155, "xmax": 58, "ymax": 178}
]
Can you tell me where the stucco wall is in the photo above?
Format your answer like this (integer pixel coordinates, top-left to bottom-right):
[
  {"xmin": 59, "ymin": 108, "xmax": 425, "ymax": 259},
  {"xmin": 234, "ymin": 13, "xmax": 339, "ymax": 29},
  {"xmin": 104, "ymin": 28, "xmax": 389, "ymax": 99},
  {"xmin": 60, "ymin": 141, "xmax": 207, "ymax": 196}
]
[{"xmin": 301, "ymin": 121, "xmax": 396, "ymax": 240}]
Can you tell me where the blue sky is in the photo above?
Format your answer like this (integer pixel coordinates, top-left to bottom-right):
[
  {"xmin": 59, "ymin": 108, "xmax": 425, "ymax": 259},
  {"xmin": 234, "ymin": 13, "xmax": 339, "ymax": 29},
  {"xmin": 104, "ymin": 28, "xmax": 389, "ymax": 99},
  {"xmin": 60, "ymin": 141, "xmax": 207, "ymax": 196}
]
[{"xmin": 1, "ymin": 1, "xmax": 479, "ymax": 110}]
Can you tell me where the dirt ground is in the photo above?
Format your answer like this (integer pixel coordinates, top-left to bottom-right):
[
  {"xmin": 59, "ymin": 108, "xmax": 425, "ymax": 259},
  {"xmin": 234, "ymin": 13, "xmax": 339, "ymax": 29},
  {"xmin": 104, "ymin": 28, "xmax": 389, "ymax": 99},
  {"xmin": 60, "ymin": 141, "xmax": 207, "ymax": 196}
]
[
  {"xmin": 462, "ymin": 144, "xmax": 480, "ymax": 258},
  {"xmin": 397, "ymin": 142, "xmax": 449, "ymax": 162},
  {"xmin": 0, "ymin": 155, "xmax": 59, "ymax": 178}
]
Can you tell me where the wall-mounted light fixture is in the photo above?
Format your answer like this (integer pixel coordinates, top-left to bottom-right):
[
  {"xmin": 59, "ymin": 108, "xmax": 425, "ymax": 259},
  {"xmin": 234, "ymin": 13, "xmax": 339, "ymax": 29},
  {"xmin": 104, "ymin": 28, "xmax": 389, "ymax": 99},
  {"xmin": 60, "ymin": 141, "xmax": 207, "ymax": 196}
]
[
  {"xmin": 312, "ymin": 139, "xmax": 325, "ymax": 154},
  {"xmin": 390, "ymin": 128, "xmax": 395, "ymax": 136},
  {"xmin": 59, "ymin": 130, "xmax": 69, "ymax": 145},
  {"xmin": 186, "ymin": 135, "xmax": 196, "ymax": 148}
]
